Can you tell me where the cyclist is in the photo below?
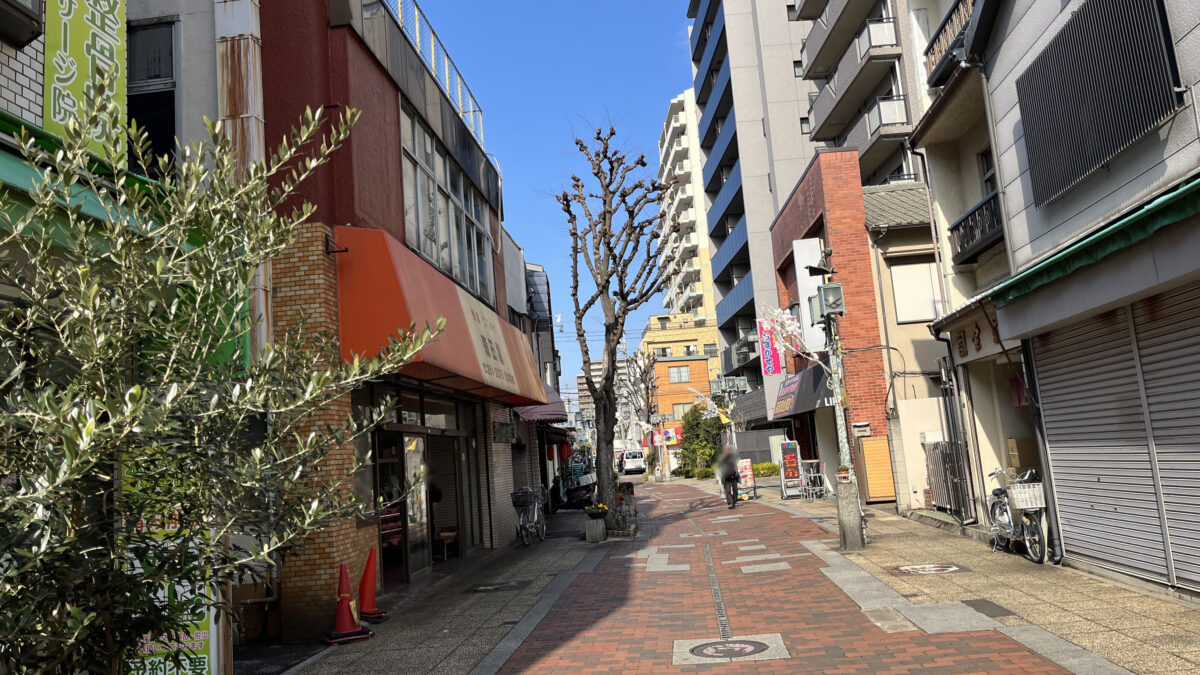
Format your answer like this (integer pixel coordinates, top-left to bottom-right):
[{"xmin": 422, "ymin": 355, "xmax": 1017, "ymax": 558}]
[{"xmin": 719, "ymin": 445, "xmax": 740, "ymax": 509}]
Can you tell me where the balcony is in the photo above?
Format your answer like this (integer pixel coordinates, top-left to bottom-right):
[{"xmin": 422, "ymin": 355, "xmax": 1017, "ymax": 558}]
[
  {"xmin": 721, "ymin": 336, "xmax": 760, "ymax": 374},
  {"xmin": 808, "ymin": 18, "xmax": 901, "ymax": 142},
  {"xmin": 707, "ymin": 161, "xmax": 743, "ymax": 234},
  {"xmin": 693, "ymin": 8, "xmax": 727, "ymax": 97},
  {"xmin": 843, "ymin": 95, "xmax": 912, "ymax": 179},
  {"xmin": 689, "ymin": 0, "xmax": 720, "ymax": 60},
  {"xmin": 800, "ymin": 0, "xmax": 876, "ymax": 80},
  {"xmin": 703, "ymin": 109, "xmax": 738, "ymax": 191},
  {"xmin": 698, "ymin": 49, "xmax": 731, "ymax": 108},
  {"xmin": 711, "ymin": 215, "xmax": 748, "ymax": 281},
  {"xmin": 925, "ymin": 0, "xmax": 974, "ymax": 87},
  {"xmin": 671, "ymin": 183, "xmax": 695, "ymax": 213},
  {"xmin": 678, "ymin": 231, "xmax": 701, "ymax": 256},
  {"xmin": 668, "ymin": 136, "xmax": 689, "ymax": 167},
  {"xmin": 792, "ymin": 0, "xmax": 826, "ymax": 20},
  {"xmin": 949, "ymin": 191, "xmax": 1003, "ymax": 265},
  {"xmin": 671, "ymin": 282, "xmax": 704, "ymax": 313},
  {"xmin": 716, "ymin": 273, "xmax": 755, "ymax": 327}
]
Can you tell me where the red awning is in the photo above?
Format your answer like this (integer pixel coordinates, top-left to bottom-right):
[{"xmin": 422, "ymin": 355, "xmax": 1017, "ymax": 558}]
[
  {"xmin": 335, "ymin": 226, "xmax": 547, "ymax": 406},
  {"xmin": 515, "ymin": 384, "xmax": 568, "ymax": 422}
]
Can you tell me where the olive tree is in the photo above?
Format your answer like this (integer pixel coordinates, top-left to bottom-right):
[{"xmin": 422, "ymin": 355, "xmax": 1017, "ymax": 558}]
[{"xmin": 0, "ymin": 81, "xmax": 439, "ymax": 672}]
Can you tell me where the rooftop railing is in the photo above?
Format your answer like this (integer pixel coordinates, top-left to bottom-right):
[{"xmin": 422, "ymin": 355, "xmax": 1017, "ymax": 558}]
[{"xmin": 384, "ymin": 0, "xmax": 485, "ymax": 149}]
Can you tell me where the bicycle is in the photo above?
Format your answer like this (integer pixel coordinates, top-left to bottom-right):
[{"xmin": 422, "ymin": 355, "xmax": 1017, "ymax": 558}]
[
  {"xmin": 511, "ymin": 486, "xmax": 546, "ymax": 546},
  {"xmin": 987, "ymin": 466, "xmax": 1045, "ymax": 564}
]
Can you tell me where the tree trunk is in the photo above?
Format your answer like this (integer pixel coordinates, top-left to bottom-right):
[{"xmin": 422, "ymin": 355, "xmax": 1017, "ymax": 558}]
[{"xmin": 593, "ymin": 383, "xmax": 622, "ymax": 531}]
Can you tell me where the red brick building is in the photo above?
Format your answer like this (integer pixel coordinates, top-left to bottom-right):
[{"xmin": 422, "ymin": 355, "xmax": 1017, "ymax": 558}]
[
  {"xmin": 768, "ymin": 151, "xmax": 902, "ymax": 499},
  {"xmin": 251, "ymin": 0, "xmax": 561, "ymax": 640}
]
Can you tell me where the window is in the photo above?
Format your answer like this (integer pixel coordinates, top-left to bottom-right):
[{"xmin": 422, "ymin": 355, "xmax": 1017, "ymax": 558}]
[
  {"xmin": 800, "ymin": 117, "xmax": 811, "ymax": 134},
  {"xmin": 402, "ymin": 105, "xmax": 495, "ymax": 304},
  {"xmin": 128, "ymin": 23, "xmax": 177, "ymax": 175},
  {"xmin": 979, "ymin": 148, "xmax": 996, "ymax": 195},
  {"xmin": 668, "ymin": 365, "xmax": 690, "ymax": 384},
  {"xmin": 658, "ymin": 317, "xmax": 669, "ymax": 330},
  {"xmin": 0, "ymin": 0, "xmax": 44, "ymax": 49},
  {"xmin": 684, "ymin": 345, "xmax": 699, "ymax": 356},
  {"xmin": 704, "ymin": 343, "xmax": 718, "ymax": 357},
  {"xmin": 654, "ymin": 347, "xmax": 672, "ymax": 358},
  {"xmin": 672, "ymin": 403, "xmax": 691, "ymax": 420},
  {"xmin": 793, "ymin": 60, "xmax": 805, "ymax": 78},
  {"xmin": 890, "ymin": 261, "xmax": 941, "ymax": 323}
]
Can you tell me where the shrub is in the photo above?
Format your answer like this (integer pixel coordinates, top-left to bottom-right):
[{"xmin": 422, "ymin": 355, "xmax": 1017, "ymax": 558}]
[
  {"xmin": 753, "ymin": 462, "xmax": 780, "ymax": 477},
  {"xmin": 672, "ymin": 466, "xmax": 695, "ymax": 478},
  {"xmin": 695, "ymin": 467, "xmax": 715, "ymax": 480}
]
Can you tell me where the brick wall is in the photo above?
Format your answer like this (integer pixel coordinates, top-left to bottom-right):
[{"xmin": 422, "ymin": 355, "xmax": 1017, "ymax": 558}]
[
  {"xmin": 271, "ymin": 221, "xmax": 375, "ymax": 639},
  {"xmin": 771, "ymin": 151, "xmax": 891, "ymax": 471},
  {"xmin": 0, "ymin": 35, "xmax": 44, "ymax": 124}
]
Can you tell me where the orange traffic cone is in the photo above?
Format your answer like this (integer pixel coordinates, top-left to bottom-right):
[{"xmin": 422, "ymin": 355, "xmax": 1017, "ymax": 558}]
[
  {"xmin": 358, "ymin": 547, "xmax": 387, "ymax": 623},
  {"xmin": 323, "ymin": 562, "xmax": 373, "ymax": 645}
]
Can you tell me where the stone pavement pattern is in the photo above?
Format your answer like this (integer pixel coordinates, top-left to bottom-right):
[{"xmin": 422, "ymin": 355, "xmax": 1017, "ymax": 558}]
[
  {"xmin": 500, "ymin": 483, "xmax": 1069, "ymax": 674},
  {"xmin": 682, "ymin": 477, "xmax": 1200, "ymax": 674}
]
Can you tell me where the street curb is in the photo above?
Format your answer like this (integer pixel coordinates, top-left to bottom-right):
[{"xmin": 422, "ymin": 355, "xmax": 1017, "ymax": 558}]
[{"xmin": 468, "ymin": 541, "xmax": 613, "ymax": 675}]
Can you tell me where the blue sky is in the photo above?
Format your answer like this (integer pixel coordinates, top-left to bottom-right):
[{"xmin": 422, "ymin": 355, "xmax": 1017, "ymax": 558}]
[{"xmin": 418, "ymin": 3, "xmax": 695, "ymax": 405}]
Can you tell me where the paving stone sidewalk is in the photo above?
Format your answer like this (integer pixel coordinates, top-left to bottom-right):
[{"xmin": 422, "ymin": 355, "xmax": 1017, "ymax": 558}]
[{"xmin": 680, "ymin": 477, "xmax": 1200, "ymax": 674}]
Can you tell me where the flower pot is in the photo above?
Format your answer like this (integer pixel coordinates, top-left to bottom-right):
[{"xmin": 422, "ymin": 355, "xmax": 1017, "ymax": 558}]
[
  {"xmin": 836, "ymin": 472, "xmax": 850, "ymax": 482},
  {"xmin": 586, "ymin": 510, "xmax": 607, "ymax": 520}
]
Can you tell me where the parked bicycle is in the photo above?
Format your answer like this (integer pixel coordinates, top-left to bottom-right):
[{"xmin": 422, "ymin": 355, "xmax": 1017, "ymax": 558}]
[
  {"xmin": 511, "ymin": 486, "xmax": 546, "ymax": 546},
  {"xmin": 987, "ymin": 466, "xmax": 1045, "ymax": 564}
]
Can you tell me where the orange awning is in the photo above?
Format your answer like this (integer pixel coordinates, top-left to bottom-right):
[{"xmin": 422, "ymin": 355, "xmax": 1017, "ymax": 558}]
[{"xmin": 335, "ymin": 226, "xmax": 547, "ymax": 406}]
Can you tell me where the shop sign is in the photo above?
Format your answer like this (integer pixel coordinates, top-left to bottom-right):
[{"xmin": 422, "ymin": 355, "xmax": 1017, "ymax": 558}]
[
  {"xmin": 458, "ymin": 288, "xmax": 518, "ymax": 392},
  {"xmin": 737, "ymin": 458, "xmax": 755, "ymax": 489},
  {"xmin": 772, "ymin": 373, "xmax": 800, "ymax": 418},
  {"xmin": 44, "ymin": 0, "xmax": 126, "ymax": 151},
  {"xmin": 758, "ymin": 320, "xmax": 783, "ymax": 376},
  {"xmin": 852, "ymin": 422, "xmax": 871, "ymax": 438},
  {"xmin": 662, "ymin": 428, "xmax": 679, "ymax": 445},
  {"xmin": 779, "ymin": 441, "xmax": 804, "ymax": 499},
  {"xmin": 493, "ymin": 421, "xmax": 514, "ymax": 443}
]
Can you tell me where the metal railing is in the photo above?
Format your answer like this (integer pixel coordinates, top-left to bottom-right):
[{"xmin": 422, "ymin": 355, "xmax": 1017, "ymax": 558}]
[
  {"xmin": 384, "ymin": 0, "xmax": 485, "ymax": 149},
  {"xmin": 924, "ymin": 0, "xmax": 974, "ymax": 80},
  {"xmin": 949, "ymin": 191, "xmax": 1003, "ymax": 264},
  {"xmin": 866, "ymin": 95, "xmax": 908, "ymax": 135},
  {"xmin": 856, "ymin": 18, "xmax": 898, "ymax": 60}
]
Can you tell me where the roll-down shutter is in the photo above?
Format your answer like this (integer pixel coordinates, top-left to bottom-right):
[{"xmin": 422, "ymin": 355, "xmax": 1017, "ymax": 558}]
[
  {"xmin": 1032, "ymin": 309, "xmax": 1171, "ymax": 582},
  {"xmin": 1133, "ymin": 283, "xmax": 1200, "ymax": 591}
]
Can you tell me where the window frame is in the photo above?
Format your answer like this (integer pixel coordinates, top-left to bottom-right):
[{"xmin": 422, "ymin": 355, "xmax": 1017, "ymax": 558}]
[{"xmin": 668, "ymin": 365, "xmax": 690, "ymax": 384}]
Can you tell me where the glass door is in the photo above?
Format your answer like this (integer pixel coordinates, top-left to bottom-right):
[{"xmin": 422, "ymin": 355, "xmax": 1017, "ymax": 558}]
[
  {"xmin": 375, "ymin": 431, "xmax": 407, "ymax": 590},
  {"xmin": 404, "ymin": 435, "xmax": 431, "ymax": 575}
]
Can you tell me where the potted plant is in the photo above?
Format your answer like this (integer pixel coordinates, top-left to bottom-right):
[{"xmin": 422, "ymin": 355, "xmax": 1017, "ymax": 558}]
[
  {"xmin": 836, "ymin": 465, "xmax": 851, "ymax": 481},
  {"xmin": 584, "ymin": 503, "xmax": 609, "ymax": 520}
]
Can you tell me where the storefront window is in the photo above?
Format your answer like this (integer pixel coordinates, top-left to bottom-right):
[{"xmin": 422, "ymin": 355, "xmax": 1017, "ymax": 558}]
[
  {"xmin": 423, "ymin": 396, "xmax": 458, "ymax": 430},
  {"xmin": 399, "ymin": 390, "xmax": 421, "ymax": 426},
  {"xmin": 351, "ymin": 388, "xmax": 374, "ymax": 512}
]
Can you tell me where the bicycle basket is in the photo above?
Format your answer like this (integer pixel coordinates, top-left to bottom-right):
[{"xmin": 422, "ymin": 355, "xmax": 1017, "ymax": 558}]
[
  {"xmin": 510, "ymin": 490, "xmax": 532, "ymax": 508},
  {"xmin": 1008, "ymin": 483, "xmax": 1045, "ymax": 510}
]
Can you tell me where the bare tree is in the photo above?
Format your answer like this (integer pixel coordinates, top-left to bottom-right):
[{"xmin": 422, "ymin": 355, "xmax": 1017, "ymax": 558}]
[
  {"xmin": 560, "ymin": 127, "xmax": 678, "ymax": 527},
  {"xmin": 619, "ymin": 349, "xmax": 657, "ymax": 429}
]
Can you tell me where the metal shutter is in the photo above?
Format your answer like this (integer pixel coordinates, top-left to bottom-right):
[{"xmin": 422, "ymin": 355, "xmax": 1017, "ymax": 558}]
[
  {"xmin": 1032, "ymin": 309, "xmax": 1171, "ymax": 582},
  {"xmin": 1133, "ymin": 282, "xmax": 1200, "ymax": 591}
]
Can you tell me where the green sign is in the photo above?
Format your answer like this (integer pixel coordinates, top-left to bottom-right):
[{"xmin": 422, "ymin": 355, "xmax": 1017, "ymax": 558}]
[{"xmin": 43, "ymin": 0, "xmax": 126, "ymax": 149}]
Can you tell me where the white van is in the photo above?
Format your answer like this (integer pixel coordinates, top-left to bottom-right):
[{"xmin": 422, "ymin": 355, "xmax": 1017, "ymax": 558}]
[{"xmin": 622, "ymin": 450, "xmax": 646, "ymax": 474}]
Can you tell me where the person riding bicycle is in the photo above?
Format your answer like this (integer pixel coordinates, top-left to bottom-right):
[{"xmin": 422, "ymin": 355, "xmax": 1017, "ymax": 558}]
[{"xmin": 718, "ymin": 445, "xmax": 740, "ymax": 509}]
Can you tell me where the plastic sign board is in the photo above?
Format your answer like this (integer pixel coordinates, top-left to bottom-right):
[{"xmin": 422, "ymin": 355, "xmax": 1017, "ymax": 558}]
[
  {"xmin": 737, "ymin": 458, "xmax": 757, "ymax": 500},
  {"xmin": 43, "ymin": 0, "xmax": 126, "ymax": 151},
  {"xmin": 662, "ymin": 428, "xmax": 679, "ymax": 445},
  {"xmin": 779, "ymin": 441, "xmax": 804, "ymax": 499},
  {"xmin": 758, "ymin": 320, "xmax": 783, "ymax": 376}
]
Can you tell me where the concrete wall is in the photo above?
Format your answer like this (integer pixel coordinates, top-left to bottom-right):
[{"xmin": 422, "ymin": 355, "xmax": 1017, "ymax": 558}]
[
  {"xmin": 893, "ymin": 397, "xmax": 942, "ymax": 509},
  {"xmin": 0, "ymin": 35, "xmax": 43, "ymax": 124},
  {"xmin": 985, "ymin": 0, "xmax": 1200, "ymax": 272}
]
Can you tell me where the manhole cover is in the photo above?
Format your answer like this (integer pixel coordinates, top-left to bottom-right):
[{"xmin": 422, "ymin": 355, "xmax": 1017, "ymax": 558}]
[
  {"xmin": 688, "ymin": 640, "xmax": 770, "ymax": 659},
  {"xmin": 891, "ymin": 563, "xmax": 968, "ymax": 575}
]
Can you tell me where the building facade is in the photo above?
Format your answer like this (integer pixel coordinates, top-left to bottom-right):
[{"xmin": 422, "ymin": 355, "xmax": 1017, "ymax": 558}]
[
  {"xmin": 687, "ymin": 0, "xmax": 821, "ymax": 420},
  {"xmin": 659, "ymin": 90, "xmax": 718, "ymax": 324},
  {"xmin": 915, "ymin": 0, "xmax": 1200, "ymax": 594},
  {"xmin": 639, "ymin": 313, "xmax": 721, "ymax": 384}
]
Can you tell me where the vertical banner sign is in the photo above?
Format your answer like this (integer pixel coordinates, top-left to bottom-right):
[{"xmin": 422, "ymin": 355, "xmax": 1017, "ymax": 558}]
[
  {"xmin": 43, "ymin": 0, "xmax": 126, "ymax": 150},
  {"xmin": 123, "ymin": 463, "xmax": 219, "ymax": 675},
  {"xmin": 758, "ymin": 320, "xmax": 782, "ymax": 376},
  {"xmin": 779, "ymin": 441, "xmax": 803, "ymax": 498}
]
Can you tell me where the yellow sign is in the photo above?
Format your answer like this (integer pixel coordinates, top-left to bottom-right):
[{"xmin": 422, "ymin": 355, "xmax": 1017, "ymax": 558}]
[
  {"xmin": 43, "ymin": 0, "xmax": 126, "ymax": 149},
  {"xmin": 457, "ymin": 287, "xmax": 518, "ymax": 392}
]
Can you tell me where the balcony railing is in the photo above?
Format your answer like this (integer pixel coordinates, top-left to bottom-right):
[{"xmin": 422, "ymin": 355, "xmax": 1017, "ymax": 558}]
[
  {"xmin": 866, "ymin": 95, "xmax": 909, "ymax": 135},
  {"xmin": 924, "ymin": 0, "xmax": 974, "ymax": 86},
  {"xmin": 808, "ymin": 17, "xmax": 899, "ymax": 139},
  {"xmin": 384, "ymin": 0, "xmax": 485, "ymax": 148},
  {"xmin": 949, "ymin": 191, "xmax": 1003, "ymax": 265}
]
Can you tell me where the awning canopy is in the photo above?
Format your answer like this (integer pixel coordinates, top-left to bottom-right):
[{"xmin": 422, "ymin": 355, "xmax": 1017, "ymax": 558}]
[
  {"xmin": 772, "ymin": 363, "xmax": 836, "ymax": 418},
  {"xmin": 336, "ymin": 226, "xmax": 547, "ymax": 406},
  {"xmin": 515, "ymin": 384, "xmax": 568, "ymax": 422}
]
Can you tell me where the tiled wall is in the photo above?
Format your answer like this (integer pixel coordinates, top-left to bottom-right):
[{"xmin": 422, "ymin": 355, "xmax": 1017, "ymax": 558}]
[{"xmin": 0, "ymin": 36, "xmax": 44, "ymax": 125}]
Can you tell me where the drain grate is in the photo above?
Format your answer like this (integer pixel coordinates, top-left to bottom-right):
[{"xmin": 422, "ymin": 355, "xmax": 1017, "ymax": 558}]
[{"xmin": 688, "ymin": 640, "xmax": 770, "ymax": 659}]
